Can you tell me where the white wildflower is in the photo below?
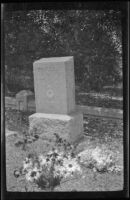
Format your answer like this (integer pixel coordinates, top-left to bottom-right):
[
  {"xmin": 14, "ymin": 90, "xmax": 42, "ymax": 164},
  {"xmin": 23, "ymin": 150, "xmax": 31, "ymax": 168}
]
[
  {"xmin": 23, "ymin": 159, "xmax": 33, "ymax": 172},
  {"xmin": 91, "ymin": 147, "xmax": 102, "ymax": 162},
  {"xmin": 91, "ymin": 147, "xmax": 114, "ymax": 170},
  {"xmin": 47, "ymin": 150, "xmax": 54, "ymax": 156},
  {"xmin": 63, "ymin": 157, "xmax": 82, "ymax": 173},
  {"xmin": 33, "ymin": 170, "xmax": 41, "ymax": 180},
  {"xmin": 25, "ymin": 170, "xmax": 34, "ymax": 182},
  {"xmin": 39, "ymin": 155, "xmax": 47, "ymax": 166},
  {"xmin": 54, "ymin": 165, "xmax": 66, "ymax": 177},
  {"xmin": 108, "ymin": 165, "xmax": 123, "ymax": 173},
  {"xmin": 25, "ymin": 167, "xmax": 41, "ymax": 182},
  {"xmin": 57, "ymin": 152, "xmax": 64, "ymax": 160}
]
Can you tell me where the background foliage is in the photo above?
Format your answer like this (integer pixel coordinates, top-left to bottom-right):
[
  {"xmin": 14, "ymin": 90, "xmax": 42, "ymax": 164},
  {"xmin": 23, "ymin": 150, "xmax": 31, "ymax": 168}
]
[{"xmin": 4, "ymin": 10, "xmax": 122, "ymax": 93}]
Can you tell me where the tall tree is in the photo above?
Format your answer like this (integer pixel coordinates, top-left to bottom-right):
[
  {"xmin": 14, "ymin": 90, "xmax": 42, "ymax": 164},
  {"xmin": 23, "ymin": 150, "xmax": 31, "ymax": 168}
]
[{"xmin": 4, "ymin": 9, "xmax": 122, "ymax": 92}]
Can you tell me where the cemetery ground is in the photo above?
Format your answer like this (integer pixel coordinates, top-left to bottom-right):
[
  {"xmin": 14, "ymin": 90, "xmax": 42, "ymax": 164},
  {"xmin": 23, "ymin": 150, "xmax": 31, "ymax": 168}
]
[{"xmin": 5, "ymin": 107, "xmax": 123, "ymax": 192}]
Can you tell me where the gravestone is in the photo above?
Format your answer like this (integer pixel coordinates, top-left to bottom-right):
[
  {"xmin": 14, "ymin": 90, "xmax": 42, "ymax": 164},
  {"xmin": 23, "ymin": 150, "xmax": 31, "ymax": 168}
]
[
  {"xmin": 33, "ymin": 57, "xmax": 75, "ymax": 114},
  {"xmin": 29, "ymin": 56, "xmax": 83, "ymax": 143},
  {"xmin": 16, "ymin": 90, "xmax": 34, "ymax": 111}
]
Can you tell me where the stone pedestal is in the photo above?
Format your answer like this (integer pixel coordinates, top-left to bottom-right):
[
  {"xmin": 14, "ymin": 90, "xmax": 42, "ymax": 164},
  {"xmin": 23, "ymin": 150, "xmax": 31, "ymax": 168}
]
[{"xmin": 29, "ymin": 112, "xmax": 83, "ymax": 143}]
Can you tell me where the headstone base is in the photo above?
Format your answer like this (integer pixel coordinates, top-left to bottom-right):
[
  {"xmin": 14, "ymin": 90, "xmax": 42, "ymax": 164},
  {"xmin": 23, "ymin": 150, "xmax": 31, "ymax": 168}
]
[{"xmin": 29, "ymin": 112, "xmax": 83, "ymax": 144}]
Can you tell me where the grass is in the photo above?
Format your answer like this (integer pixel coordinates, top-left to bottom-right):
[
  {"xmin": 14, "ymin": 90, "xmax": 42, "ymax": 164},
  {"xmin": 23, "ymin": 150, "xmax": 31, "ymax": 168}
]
[{"xmin": 5, "ymin": 108, "xmax": 123, "ymax": 191}]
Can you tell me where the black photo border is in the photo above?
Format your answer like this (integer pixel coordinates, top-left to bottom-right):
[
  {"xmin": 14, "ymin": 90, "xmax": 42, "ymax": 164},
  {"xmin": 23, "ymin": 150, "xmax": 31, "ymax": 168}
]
[{"xmin": 1, "ymin": 1, "xmax": 129, "ymax": 199}]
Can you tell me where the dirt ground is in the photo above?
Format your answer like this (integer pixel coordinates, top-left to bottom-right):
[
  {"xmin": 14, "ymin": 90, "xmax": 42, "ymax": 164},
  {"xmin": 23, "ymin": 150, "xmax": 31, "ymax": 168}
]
[{"xmin": 6, "ymin": 115, "xmax": 123, "ymax": 192}]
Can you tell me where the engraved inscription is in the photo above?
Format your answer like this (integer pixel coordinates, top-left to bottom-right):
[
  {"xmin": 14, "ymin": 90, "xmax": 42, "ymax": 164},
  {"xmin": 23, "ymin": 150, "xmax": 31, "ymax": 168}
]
[{"xmin": 46, "ymin": 89, "xmax": 54, "ymax": 98}]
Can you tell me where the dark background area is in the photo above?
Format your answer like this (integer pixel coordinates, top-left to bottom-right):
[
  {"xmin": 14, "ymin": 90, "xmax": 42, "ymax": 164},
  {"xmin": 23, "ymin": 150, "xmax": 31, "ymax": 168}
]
[{"xmin": 4, "ymin": 2, "xmax": 125, "ymax": 96}]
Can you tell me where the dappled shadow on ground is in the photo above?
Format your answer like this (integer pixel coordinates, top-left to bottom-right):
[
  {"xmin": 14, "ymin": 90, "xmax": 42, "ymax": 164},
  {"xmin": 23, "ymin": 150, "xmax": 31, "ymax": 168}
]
[{"xmin": 75, "ymin": 93, "xmax": 123, "ymax": 109}]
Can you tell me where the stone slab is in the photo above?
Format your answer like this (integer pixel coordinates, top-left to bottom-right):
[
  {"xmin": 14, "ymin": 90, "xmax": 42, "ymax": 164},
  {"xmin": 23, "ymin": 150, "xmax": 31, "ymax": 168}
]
[
  {"xmin": 6, "ymin": 129, "xmax": 18, "ymax": 137},
  {"xmin": 33, "ymin": 56, "xmax": 75, "ymax": 114},
  {"xmin": 76, "ymin": 105, "xmax": 123, "ymax": 119},
  {"xmin": 29, "ymin": 112, "xmax": 83, "ymax": 143}
]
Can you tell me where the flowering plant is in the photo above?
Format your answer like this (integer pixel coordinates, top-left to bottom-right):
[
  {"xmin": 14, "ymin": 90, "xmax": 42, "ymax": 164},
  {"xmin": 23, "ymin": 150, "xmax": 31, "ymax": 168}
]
[
  {"xmin": 78, "ymin": 146, "xmax": 123, "ymax": 174},
  {"xmin": 14, "ymin": 134, "xmax": 82, "ymax": 191}
]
